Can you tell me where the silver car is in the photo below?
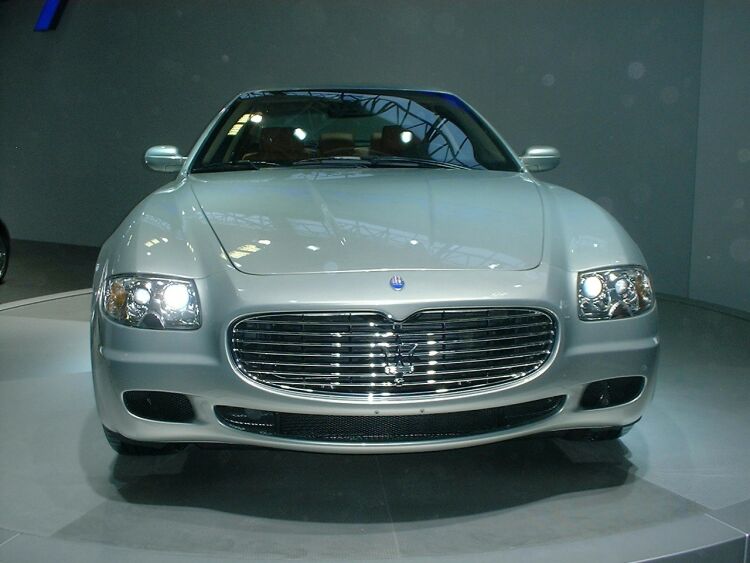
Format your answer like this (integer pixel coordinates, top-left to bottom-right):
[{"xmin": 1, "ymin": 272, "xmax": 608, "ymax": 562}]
[{"xmin": 91, "ymin": 88, "xmax": 659, "ymax": 455}]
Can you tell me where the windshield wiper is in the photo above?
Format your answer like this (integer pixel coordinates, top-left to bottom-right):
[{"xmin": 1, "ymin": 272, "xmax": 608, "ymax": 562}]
[
  {"xmin": 191, "ymin": 160, "xmax": 280, "ymax": 173},
  {"xmin": 291, "ymin": 156, "xmax": 370, "ymax": 167},
  {"xmin": 291, "ymin": 155, "xmax": 471, "ymax": 170},
  {"xmin": 364, "ymin": 156, "xmax": 471, "ymax": 170}
]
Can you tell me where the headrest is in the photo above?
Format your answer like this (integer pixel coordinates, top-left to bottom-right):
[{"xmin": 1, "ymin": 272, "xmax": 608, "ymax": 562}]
[{"xmin": 318, "ymin": 132, "xmax": 355, "ymax": 157}]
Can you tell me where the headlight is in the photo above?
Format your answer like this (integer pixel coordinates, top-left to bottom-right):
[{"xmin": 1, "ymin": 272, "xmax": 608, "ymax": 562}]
[
  {"xmin": 578, "ymin": 266, "xmax": 654, "ymax": 321},
  {"xmin": 103, "ymin": 275, "xmax": 201, "ymax": 329}
]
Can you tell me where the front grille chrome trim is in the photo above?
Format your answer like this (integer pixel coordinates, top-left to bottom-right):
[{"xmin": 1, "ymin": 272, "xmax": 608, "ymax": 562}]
[
  {"xmin": 233, "ymin": 329, "xmax": 554, "ymax": 348},
  {"xmin": 232, "ymin": 340, "xmax": 552, "ymax": 358},
  {"xmin": 241, "ymin": 361, "xmax": 543, "ymax": 379},
  {"xmin": 229, "ymin": 308, "xmax": 557, "ymax": 397},
  {"xmin": 233, "ymin": 321, "xmax": 552, "ymax": 338}
]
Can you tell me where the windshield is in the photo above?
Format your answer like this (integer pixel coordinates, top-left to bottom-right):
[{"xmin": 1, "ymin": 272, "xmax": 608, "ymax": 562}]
[{"xmin": 191, "ymin": 89, "xmax": 519, "ymax": 172}]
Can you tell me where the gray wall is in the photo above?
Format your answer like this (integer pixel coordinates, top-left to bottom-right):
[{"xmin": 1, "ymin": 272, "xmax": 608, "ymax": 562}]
[
  {"xmin": 690, "ymin": 0, "xmax": 750, "ymax": 313},
  {"xmin": 0, "ymin": 0, "xmax": 737, "ymax": 307}
]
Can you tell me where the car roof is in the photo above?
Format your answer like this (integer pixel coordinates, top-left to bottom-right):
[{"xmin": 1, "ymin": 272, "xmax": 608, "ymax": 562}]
[{"xmin": 236, "ymin": 87, "xmax": 461, "ymax": 98}]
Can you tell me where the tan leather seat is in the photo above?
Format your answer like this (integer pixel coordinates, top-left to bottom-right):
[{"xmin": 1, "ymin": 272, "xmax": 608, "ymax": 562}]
[{"xmin": 318, "ymin": 132, "xmax": 355, "ymax": 157}]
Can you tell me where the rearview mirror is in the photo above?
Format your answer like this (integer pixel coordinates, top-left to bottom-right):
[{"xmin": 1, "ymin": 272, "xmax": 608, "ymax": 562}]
[
  {"xmin": 521, "ymin": 146, "xmax": 560, "ymax": 172},
  {"xmin": 144, "ymin": 145, "xmax": 186, "ymax": 173}
]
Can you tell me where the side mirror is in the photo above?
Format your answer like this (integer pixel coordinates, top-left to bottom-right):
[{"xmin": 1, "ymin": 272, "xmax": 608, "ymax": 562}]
[
  {"xmin": 521, "ymin": 146, "xmax": 560, "ymax": 172},
  {"xmin": 144, "ymin": 145, "xmax": 186, "ymax": 173}
]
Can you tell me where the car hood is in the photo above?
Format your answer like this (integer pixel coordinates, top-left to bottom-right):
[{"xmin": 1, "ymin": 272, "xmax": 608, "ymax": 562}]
[{"xmin": 187, "ymin": 168, "xmax": 544, "ymax": 275}]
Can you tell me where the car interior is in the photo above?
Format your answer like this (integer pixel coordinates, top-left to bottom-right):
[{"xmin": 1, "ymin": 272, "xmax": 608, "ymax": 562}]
[{"xmin": 234, "ymin": 124, "xmax": 422, "ymax": 163}]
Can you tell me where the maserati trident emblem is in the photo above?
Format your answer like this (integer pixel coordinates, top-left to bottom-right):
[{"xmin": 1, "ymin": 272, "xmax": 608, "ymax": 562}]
[
  {"xmin": 382, "ymin": 342, "xmax": 418, "ymax": 386},
  {"xmin": 389, "ymin": 275, "xmax": 405, "ymax": 291}
]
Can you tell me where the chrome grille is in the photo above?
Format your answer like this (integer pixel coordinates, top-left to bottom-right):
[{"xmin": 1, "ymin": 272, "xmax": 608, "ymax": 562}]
[{"xmin": 230, "ymin": 308, "xmax": 557, "ymax": 397}]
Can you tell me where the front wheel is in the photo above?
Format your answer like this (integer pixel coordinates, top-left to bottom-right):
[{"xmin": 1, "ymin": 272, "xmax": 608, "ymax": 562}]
[
  {"xmin": 558, "ymin": 426, "xmax": 632, "ymax": 441},
  {"xmin": 586, "ymin": 427, "xmax": 626, "ymax": 441},
  {"xmin": 102, "ymin": 426, "xmax": 185, "ymax": 456}
]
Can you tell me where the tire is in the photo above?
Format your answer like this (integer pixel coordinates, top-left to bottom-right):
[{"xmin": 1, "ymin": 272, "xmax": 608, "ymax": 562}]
[
  {"xmin": 559, "ymin": 426, "xmax": 627, "ymax": 441},
  {"xmin": 102, "ymin": 426, "xmax": 185, "ymax": 456}
]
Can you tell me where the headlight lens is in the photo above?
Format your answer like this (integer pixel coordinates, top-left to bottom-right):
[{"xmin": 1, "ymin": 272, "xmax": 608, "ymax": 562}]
[
  {"xmin": 578, "ymin": 266, "xmax": 654, "ymax": 321},
  {"xmin": 103, "ymin": 275, "xmax": 201, "ymax": 329}
]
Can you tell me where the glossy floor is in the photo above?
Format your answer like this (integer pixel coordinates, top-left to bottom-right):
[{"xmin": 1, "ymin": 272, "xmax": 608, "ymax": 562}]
[{"xmin": 0, "ymin": 293, "xmax": 748, "ymax": 562}]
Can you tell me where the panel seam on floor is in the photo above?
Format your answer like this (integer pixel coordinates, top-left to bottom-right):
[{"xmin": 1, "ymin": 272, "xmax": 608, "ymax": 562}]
[
  {"xmin": 0, "ymin": 288, "xmax": 92, "ymax": 311},
  {"xmin": 656, "ymin": 293, "xmax": 750, "ymax": 323},
  {"xmin": 375, "ymin": 456, "xmax": 402, "ymax": 560},
  {"xmin": 685, "ymin": 0, "xmax": 706, "ymax": 302},
  {"xmin": 0, "ymin": 532, "xmax": 21, "ymax": 551},
  {"xmin": 48, "ymin": 451, "xmax": 186, "ymax": 540},
  {"xmin": 705, "ymin": 512, "xmax": 750, "ymax": 537},
  {"xmin": 635, "ymin": 471, "xmax": 728, "ymax": 520}
]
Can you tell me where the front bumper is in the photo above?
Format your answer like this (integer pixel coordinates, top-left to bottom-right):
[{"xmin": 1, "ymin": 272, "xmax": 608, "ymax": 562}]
[{"xmin": 91, "ymin": 265, "xmax": 659, "ymax": 454}]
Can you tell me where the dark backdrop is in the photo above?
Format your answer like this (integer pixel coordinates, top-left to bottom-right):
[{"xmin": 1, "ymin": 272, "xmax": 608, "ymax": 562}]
[{"xmin": 1, "ymin": 0, "xmax": 747, "ymax": 311}]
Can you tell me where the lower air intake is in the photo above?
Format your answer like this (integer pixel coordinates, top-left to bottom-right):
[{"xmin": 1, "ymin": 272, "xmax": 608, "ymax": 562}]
[
  {"xmin": 215, "ymin": 396, "xmax": 565, "ymax": 443},
  {"xmin": 123, "ymin": 391, "xmax": 195, "ymax": 423}
]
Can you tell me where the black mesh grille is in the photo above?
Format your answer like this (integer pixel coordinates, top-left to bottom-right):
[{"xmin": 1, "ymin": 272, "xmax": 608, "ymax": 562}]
[
  {"xmin": 580, "ymin": 376, "xmax": 646, "ymax": 409},
  {"xmin": 123, "ymin": 391, "xmax": 195, "ymax": 423},
  {"xmin": 215, "ymin": 396, "xmax": 565, "ymax": 443},
  {"xmin": 230, "ymin": 308, "xmax": 557, "ymax": 397}
]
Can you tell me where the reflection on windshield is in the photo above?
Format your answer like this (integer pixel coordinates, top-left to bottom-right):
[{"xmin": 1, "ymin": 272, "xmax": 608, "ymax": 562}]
[{"xmin": 193, "ymin": 89, "xmax": 518, "ymax": 173}]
